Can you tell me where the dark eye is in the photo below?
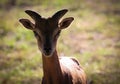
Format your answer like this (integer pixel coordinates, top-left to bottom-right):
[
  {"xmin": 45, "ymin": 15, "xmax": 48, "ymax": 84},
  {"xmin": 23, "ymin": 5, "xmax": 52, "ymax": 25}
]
[
  {"xmin": 33, "ymin": 31, "xmax": 42, "ymax": 41},
  {"xmin": 55, "ymin": 31, "xmax": 61, "ymax": 38},
  {"xmin": 33, "ymin": 31, "xmax": 39, "ymax": 37}
]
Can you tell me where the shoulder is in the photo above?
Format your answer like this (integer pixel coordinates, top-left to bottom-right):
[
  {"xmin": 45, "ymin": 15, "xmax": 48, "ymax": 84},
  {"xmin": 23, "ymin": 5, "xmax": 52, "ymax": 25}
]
[
  {"xmin": 69, "ymin": 57, "xmax": 80, "ymax": 65},
  {"xmin": 59, "ymin": 57, "xmax": 80, "ymax": 66}
]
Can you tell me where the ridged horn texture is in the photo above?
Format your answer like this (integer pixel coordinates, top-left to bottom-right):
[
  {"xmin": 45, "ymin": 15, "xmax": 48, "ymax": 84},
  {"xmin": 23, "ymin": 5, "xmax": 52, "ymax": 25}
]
[
  {"xmin": 52, "ymin": 9, "xmax": 68, "ymax": 21},
  {"xmin": 25, "ymin": 10, "xmax": 41, "ymax": 22}
]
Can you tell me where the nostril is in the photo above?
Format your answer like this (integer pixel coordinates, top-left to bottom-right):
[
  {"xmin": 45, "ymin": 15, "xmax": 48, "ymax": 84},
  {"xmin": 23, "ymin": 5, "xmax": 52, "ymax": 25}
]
[{"xmin": 44, "ymin": 47, "xmax": 52, "ymax": 52}]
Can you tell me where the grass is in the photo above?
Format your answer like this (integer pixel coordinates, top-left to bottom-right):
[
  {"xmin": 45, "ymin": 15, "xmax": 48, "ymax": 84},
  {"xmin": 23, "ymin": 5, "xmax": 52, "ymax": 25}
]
[{"xmin": 0, "ymin": 1, "xmax": 120, "ymax": 84}]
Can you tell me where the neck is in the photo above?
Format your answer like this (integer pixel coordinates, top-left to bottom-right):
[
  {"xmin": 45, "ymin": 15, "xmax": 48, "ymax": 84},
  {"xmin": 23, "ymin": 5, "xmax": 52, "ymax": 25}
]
[{"xmin": 42, "ymin": 50, "xmax": 63, "ymax": 84}]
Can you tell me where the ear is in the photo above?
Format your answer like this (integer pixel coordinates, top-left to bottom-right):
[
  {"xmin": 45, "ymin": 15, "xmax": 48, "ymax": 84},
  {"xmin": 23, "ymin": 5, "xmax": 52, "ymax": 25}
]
[
  {"xmin": 59, "ymin": 17, "xmax": 74, "ymax": 29},
  {"xmin": 19, "ymin": 19, "xmax": 35, "ymax": 30}
]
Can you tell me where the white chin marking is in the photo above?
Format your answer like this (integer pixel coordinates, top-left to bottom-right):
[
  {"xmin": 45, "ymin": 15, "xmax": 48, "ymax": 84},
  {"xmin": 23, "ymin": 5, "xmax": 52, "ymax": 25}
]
[
  {"xmin": 43, "ymin": 53, "xmax": 53, "ymax": 57},
  {"xmin": 44, "ymin": 54, "xmax": 52, "ymax": 58}
]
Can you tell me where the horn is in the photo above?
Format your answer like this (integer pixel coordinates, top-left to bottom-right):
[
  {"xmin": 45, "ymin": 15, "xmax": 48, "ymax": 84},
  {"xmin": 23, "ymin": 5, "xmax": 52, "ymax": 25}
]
[
  {"xmin": 25, "ymin": 10, "xmax": 41, "ymax": 21},
  {"xmin": 52, "ymin": 9, "xmax": 68, "ymax": 21}
]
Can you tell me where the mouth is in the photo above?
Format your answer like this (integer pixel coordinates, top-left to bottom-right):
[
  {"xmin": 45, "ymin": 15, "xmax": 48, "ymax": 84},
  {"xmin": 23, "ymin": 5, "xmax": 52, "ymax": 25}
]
[{"xmin": 43, "ymin": 50, "xmax": 53, "ymax": 57}]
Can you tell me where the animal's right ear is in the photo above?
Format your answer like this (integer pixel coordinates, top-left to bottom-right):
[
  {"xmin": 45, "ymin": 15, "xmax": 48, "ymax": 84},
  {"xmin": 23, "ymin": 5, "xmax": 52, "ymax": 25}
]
[{"xmin": 19, "ymin": 19, "xmax": 35, "ymax": 30}]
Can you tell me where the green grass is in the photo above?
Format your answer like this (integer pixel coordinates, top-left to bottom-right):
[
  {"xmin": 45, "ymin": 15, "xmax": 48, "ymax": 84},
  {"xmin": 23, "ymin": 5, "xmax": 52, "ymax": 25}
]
[{"xmin": 0, "ymin": 1, "xmax": 120, "ymax": 84}]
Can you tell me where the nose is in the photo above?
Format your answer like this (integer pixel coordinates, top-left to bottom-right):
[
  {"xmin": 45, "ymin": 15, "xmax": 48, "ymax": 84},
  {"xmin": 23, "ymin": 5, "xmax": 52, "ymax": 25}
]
[{"xmin": 44, "ymin": 47, "xmax": 52, "ymax": 53}]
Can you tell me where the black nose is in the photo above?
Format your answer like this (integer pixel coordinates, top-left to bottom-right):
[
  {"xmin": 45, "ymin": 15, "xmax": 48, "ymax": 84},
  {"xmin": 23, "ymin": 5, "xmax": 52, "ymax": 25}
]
[{"xmin": 44, "ymin": 47, "xmax": 52, "ymax": 53}]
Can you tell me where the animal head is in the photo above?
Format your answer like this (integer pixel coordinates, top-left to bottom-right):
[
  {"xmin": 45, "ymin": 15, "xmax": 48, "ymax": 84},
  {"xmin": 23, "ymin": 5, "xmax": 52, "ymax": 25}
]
[{"xmin": 19, "ymin": 9, "xmax": 74, "ymax": 57}]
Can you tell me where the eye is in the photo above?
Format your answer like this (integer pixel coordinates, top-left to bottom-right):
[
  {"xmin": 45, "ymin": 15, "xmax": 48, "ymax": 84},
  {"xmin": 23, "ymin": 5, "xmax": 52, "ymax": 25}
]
[
  {"xmin": 54, "ymin": 31, "xmax": 61, "ymax": 38},
  {"xmin": 33, "ymin": 31, "xmax": 43, "ymax": 42},
  {"xmin": 33, "ymin": 31, "xmax": 39, "ymax": 37},
  {"xmin": 33, "ymin": 31, "xmax": 42, "ymax": 40}
]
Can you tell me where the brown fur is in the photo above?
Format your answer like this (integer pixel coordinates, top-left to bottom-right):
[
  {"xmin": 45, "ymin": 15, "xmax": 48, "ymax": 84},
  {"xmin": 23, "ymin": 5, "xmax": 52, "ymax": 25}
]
[
  {"xmin": 19, "ymin": 9, "xmax": 87, "ymax": 84},
  {"xmin": 42, "ymin": 51, "xmax": 87, "ymax": 84}
]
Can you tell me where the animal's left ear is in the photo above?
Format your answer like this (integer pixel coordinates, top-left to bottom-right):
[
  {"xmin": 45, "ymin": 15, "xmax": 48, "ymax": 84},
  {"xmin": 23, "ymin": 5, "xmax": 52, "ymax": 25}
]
[{"xmin": 59, "ymin": 17, "xmax": 74, "ymax": 29}]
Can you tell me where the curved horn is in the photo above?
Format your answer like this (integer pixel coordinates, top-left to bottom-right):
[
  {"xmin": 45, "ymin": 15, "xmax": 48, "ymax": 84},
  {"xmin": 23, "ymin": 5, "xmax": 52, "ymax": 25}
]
[
  {"xmin": 52, "ymin": 9, "xmax": 68, "ymax": 21},
  {"xmin": 25, "ymin": 10, "xmax": 41, "ymax": 21}
]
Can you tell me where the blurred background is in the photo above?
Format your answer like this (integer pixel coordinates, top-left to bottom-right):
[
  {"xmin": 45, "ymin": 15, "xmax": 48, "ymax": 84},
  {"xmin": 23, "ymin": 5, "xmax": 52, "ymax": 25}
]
[{"xmin": 0, "ymin": 0, "xmax": 120, "ymax": 84}]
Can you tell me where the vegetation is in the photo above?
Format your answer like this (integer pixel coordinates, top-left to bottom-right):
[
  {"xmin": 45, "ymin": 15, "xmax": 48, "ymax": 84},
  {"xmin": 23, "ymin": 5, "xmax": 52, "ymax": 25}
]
[{"xmin": 0, "ymin": 0, "xmax": 120, "ymax": 84}]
